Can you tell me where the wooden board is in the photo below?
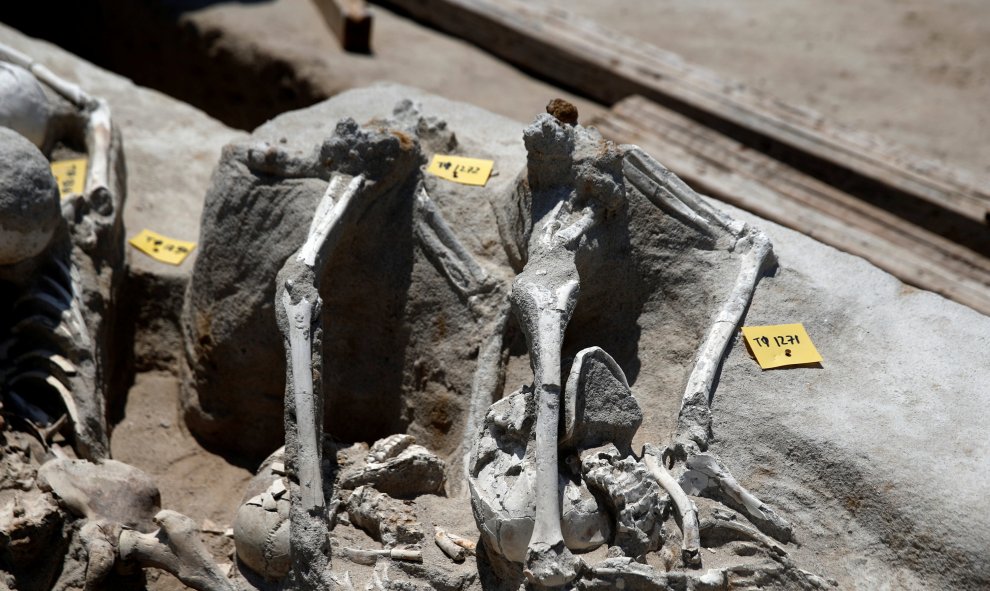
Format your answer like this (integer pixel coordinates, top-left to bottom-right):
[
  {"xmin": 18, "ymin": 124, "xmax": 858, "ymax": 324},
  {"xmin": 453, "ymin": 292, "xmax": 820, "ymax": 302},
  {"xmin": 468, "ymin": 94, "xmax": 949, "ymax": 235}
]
[
  {"xmin": 314, "ymin": 0, "xmax": 373, "ymax": 53},
  {"xmin": 376, "ymin": 0, "xmax": 990, "ymax": 230},
  {"xmin": 590, "ymin": 97, "xmax": 990, "ymax": 316}
]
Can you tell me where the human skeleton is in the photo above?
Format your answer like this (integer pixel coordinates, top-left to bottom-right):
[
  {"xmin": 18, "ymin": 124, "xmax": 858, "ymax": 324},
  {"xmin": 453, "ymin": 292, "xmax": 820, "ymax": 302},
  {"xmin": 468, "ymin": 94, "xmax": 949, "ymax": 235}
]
[{"xmin": 0, "ymin": 42, "xmax": 823, "ymax": 590}]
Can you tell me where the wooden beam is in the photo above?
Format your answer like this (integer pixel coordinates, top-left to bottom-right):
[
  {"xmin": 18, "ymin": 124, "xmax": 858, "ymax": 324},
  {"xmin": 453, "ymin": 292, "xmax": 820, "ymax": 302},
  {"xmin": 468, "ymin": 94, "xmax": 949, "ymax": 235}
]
[
  {"xmin": 314, "ymin": 0, "xmax": 373, "ymax": 53},
  {"xmin": 589, "ymin": 97, "xmax": 990, "ymax": 316},
  {"xmin": 376, "ymin": 0, "xmax": 990, "ymax": 231}
]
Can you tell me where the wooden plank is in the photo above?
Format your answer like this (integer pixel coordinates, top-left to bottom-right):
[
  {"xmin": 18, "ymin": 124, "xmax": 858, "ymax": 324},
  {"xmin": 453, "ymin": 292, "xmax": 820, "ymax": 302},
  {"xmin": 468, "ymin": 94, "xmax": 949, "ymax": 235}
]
[
  {"xmin": 376, "ymin": 0, "xmax": 990, "ymax": 230},
  {"xmin": 314, "ymin": 0, "xmax": 373, "ymax": 53},
  {"xmin": 588, "ymin": 97, "xmax": 990, "ymax": 316}
]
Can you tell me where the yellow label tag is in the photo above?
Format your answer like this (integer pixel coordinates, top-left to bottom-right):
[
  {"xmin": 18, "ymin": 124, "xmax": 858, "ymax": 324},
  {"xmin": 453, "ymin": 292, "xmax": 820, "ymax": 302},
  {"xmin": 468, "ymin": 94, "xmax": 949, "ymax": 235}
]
[
  {"xmin": 51, "ymin": 158, "xmax": 88, "ymax": 198},
  {"xmin": 426, "ymin": 154, "xmax": 493, "ymax": 186},
  {"xmin": 129, "ymin": 229, "xmax": 196, "ymax": 266},
  {"xmin": 741, "ymin": 323, "xmax": 822, "ymax": 369}
]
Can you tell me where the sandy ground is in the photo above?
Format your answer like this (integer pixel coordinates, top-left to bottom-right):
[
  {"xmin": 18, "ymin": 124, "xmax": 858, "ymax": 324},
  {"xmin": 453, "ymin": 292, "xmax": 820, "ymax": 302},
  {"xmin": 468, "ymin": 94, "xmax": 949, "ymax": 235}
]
[
  {"xmin": 544, "ymin": 0, "xmax": 990, "ymax": 176},
  {"xmin": 7, "ymin": 0, "xmax": 986, "ymax": 179}
]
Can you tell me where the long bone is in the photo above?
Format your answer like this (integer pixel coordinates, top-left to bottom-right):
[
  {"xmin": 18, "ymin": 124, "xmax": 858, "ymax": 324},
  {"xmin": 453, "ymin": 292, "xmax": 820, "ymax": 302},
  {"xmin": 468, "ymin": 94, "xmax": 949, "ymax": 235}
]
[
  {"xmin": 409, "ymin": 186, "xmax": 511, "ymax": 488},
  {"xmin": 118, "ymin": 510, "xmax": 235, "ymax": 591},
  {"xmin": 511, "ymin": 272, "xmax": 582, "ymax": 586},
  {"xmin": 510, "ymin": 197, "xmax": 601, "ymax": 585},
  {"xmin": 413, "ymin": 186, "xmax": 499, "ymax": 302},
  {"xmin": 643, "ymin": 444, "xmax": 701, "ymax": 568},
  {"xmin": 623, "ymin": 147, "xmax": 775, "ymax": 453},
  {"xmin": 500, "ymin": 110, "xmax": 629, "ymax": 586},
  {"xmin": 275, "ymin": 171, "xmax": 366, "ymax": 586},
  {"xmin": 681, "ymin": 454, "xmax": 792, "ymax": 543},
  {"xmin": 622, "ymin": 146, "xmax": 790, "ymax": 550},
  {"xmin": 0, "ymin": 42, "xmax": 114, "ymax": 197}
]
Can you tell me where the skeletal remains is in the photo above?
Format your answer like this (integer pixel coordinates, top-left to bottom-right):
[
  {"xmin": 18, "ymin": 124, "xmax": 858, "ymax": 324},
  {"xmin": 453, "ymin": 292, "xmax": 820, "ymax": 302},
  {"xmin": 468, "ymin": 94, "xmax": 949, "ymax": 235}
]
[
  {"xmin": 0, "ymin": 42, "xmax": 829, "ymax": 591},
  {"xmin": 213, "ymin": 102, "xmax": 829, "ymax": 589},
  {"xmin": 0, "ymin": 43, "xmax": 235, "ymax": 591}
]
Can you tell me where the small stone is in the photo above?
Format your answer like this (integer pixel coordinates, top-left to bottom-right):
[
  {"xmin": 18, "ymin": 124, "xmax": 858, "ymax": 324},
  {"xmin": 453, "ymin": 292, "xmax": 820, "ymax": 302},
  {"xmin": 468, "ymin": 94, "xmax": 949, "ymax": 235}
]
[
  {"xmin": 201, "ymin": 518, "xmax": 224, "ymax": 534},
  {"xmin": 546, "ymin": 98, "xmax": 579, "ymax": 125},
  {"xmin": 269, "ymin": 478, "xmax": 287, "ymax": 499}
]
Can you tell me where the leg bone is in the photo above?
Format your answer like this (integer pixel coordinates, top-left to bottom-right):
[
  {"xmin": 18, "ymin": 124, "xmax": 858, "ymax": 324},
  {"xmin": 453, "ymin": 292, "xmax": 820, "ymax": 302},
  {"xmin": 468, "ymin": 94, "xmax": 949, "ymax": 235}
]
[
  {"xmin": 118, "ymin": 510, "xmax": 235, "ymax": 591},
  {"xmin": 510, "ymin": 275, "xmax": 583, "ymax": 586},
  {"xmin": 281, "ymin": 290, "xmax": 323, "ymax": 513},
  {"xmin": 622, "ymin": 145, "xmax": 775, "ymax": 453}
]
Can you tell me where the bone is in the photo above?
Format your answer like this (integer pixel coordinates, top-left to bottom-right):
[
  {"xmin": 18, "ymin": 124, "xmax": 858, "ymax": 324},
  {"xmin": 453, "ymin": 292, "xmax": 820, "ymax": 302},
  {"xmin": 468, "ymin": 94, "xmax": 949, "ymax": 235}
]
[
  {"xmin": 434, "ymin": 527, "xmax": 467, "ymax": 562},
  {"xmin": 82, "ymin": 98, "xmax": 113, "ymax": 197},
  {"xmin": 580, "ymin": 444, "xmax": 666, "ymax": 560},
  {"xmin": 274, "ymin": 170, "xmax": 373, "ymax": 584},
  {"xmin": 681, "ymin": 454, "xmax": 793, "ymax": 543},
  {"xmin": 80, "ymin": 523, "xmax": 117, "ymax": 589},
  {"xmin": 340, "ymin": 439, "xmax": 446, "ymax": 498},
  {"xmin": 338, "ymin": 547, "xmax": 423, "ymax": 566},
  {"xmin": 460, "ymin": 300, "xmax": 510, "ymax": 487},
  {"xmin": 37, "ymin": 458, "xmax": 161, "ymax": 531},
  {"xmin": 468, "ymin": 387, "xmax": 612, "ymax": 564},
  {"xmin": 118, "ymin": 510, "xmax": 235, "ymax": 591},
  {"xmin": 281, "ymin": 290, "xmax": 324, "ymax": 514},
  {"xmin": 677, "ymin": 229, "xmax": 773, "ymax": 452},
  {"xmin": 643, "ymin": 445, "xmax": 702, "ymax": 568},
  {"xmin": 622, "ymin": 146, "xmax": 776, "ymax": 454},
  {"xmin": 623, "ymin": 147, "xmax": 744, "ymax": 242},
  {"xmin": 0, "ymin": 61, "xmax": 49, "ymax": 147},
  {"xmin": 233, "ymin": 481, "xmax": 291, "ymax": 580},
  {"xmin": 414, "ymin": 185, "xmax": 498, "ymax": 301},
  {"xmin": 445, "ymin": 531, "xmax": 476, "ymax": 554},
  {"xmin": 368, "ymin": 434, "xmax": 416, "ymax": 463},
  {"xmin": 510, "ymin": 274, "xmax": 584, "ymax": 586},
  {"xmin": 297, "ymin": 173, "xmax": 366, "ymax": 267},
  {"xmin": 0, "ymin": 42, "xmax": 95, "ymax": 109},
  {"xmin": 496, "ymin": 112, "xmax": 633, "ymax": 585},
  {"xmin": 345, "ymin": 485, "xmax": 425, "ymax": 547},
  {"xmin": 415, "ymin": 183, "xmax": 511, "ymax": 494},
  {"xmin": 9, "ymin": 371, "xmax": 79, "ymax": 429},
  {"xmin": 698, "ymin": 508, "xmax": 786, "ymax": 556}
]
